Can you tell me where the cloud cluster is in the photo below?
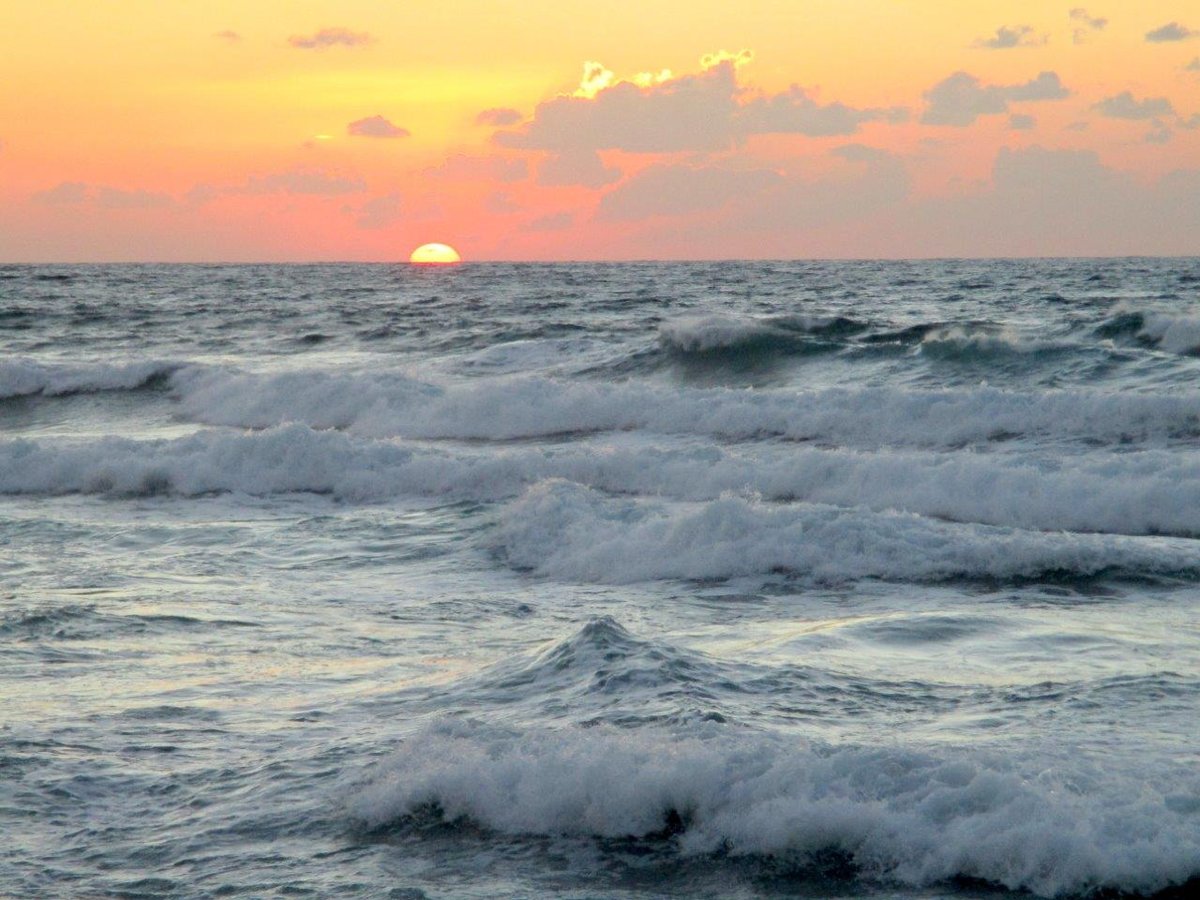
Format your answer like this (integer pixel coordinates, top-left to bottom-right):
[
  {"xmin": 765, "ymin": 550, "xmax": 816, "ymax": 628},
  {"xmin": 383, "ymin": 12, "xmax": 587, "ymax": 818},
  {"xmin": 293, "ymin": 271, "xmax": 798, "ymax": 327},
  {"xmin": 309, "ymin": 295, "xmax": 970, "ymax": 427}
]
[
  {"xmin": 288, "ymin": 27, "xmax": 372, "ymax": 50},
  {"xmin": 974, "ymin": 26, "xmax": 1046, "ymax": 49},
  {"xmin": 921, "ymin": 71, "xmax": 1069, "ymax": 126},
  {"xmin": 347, "ymin": 115, "xmax": 409, "ymax": 138},
  {"xmin": 493, "ymin": 55, "xmax": 908, "ymax": 186},
  {"xmin": 1145, "ymin": 22, "xmax": 1196, "ymax": 43}
]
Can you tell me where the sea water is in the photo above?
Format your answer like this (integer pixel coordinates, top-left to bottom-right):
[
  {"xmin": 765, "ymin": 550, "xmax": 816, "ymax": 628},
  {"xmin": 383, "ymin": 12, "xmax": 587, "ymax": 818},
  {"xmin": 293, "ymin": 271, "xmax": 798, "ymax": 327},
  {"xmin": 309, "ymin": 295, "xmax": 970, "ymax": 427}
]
[{"xmin": 2, "ymin": 259, "xmax": 1199, "ymax": 898}]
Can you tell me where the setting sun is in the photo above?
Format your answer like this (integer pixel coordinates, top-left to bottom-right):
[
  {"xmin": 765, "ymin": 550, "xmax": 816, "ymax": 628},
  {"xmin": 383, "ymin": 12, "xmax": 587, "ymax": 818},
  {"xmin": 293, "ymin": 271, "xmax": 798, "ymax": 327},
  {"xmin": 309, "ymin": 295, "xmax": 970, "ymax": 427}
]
[{"xmin": 409, "ymin": 243, "xmax": 462, "ymax": 265}]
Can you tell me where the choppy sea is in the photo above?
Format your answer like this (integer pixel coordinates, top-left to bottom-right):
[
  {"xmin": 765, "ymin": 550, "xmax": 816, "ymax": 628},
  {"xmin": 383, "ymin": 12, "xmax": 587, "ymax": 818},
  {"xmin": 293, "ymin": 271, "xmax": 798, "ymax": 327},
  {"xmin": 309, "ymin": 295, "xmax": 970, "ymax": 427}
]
[{"xmin": 2, "ymin": 259, "xmax": 1200, "ymax": 899}]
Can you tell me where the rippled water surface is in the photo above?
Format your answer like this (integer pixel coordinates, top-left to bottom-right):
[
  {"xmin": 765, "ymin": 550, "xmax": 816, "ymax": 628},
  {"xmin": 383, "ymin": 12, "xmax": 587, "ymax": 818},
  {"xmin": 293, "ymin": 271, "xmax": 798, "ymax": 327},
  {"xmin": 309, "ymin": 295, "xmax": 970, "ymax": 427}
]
[{"xmin": 2, "ymin": 260, "xmax": 1200, "ymax": 898}]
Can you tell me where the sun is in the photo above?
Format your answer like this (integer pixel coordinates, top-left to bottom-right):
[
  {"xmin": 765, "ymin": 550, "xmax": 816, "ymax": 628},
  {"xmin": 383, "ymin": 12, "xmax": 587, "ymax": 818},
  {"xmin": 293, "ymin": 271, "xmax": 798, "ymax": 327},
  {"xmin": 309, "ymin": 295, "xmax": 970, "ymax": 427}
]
[{"xmin": 409, "ymin": 243, "xmax": 462, "ymax": 265}]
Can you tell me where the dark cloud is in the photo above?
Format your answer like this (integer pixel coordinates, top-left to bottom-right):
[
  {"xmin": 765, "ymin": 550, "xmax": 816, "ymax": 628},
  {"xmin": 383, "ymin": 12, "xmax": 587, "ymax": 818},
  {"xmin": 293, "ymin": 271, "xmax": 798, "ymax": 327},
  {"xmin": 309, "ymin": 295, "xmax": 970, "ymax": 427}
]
[
  {"xmin": 214, "ymin": 30, "xmax": 241, "ymax": 42},
  {"xmin": 1188, "ymin": 57, "xmax": 1200, "ymax": 71},
  {"xmin": 475, "ymin": 108, "xmax": 522, "ymax": 127},
  {"xmin": 288, "ymin": 27, "xmax": 372, "ymax": 50},
  {"xmin": 1181, "ymin": 113, "xmax": 1200, "ymax": 129},
  {"xmin": 1145, "ymin": 22, "xmax": 1196, "ymax": 42},
  {"xmin": 347, "ymin": 115, "xmax": 409, "ymax": 138},
  {"xmin": 1008, "ymin": 113, "xmax": 1037, "ymax": 130},
  {"xmin": 974, "ymin": 26, "xmax": 1046, "ymax": 49},
  {"xmin": 738, "ymin": 87, "xmax": 907, "ymax": 136},
  {"xmin": 239, "ymin": 169, "xmax": 366, "ymax": 195},
  {"xmin": 1094, "ymin": 91, "xmax": 1174, "ymax": 119},
  {"xmin": 1069, "ymin": 8, "xmax": 1107, "ymax": 43},
  {"xmin": 1145, "ymin": 126, "xmax": 1174, "ymax": 144},
  {"xmin": 595, "ymin": 165, "xmax": 783, "ymax": 221},
  {"xmin": 537, "ymin": 150, "xmax": 620, "ymax": 188},
  {"xmin": 921, "ymin": 71, "xmax": 1069, "ymax": 126}
]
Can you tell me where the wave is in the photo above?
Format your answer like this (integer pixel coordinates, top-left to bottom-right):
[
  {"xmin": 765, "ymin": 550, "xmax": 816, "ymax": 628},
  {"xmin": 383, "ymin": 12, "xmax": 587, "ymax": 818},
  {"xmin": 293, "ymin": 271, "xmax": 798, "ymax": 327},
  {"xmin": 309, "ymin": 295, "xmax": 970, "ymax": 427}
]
[
  {"xmin": 659, "ymin": 314, "xmax": 863, "ymax": 354},
  {"xmin": 350, "ymin": 719, "xmax": 1200, "ymax": 898},
  {"xmin": 169, "ymin": 368, "xmax": 1200, "ymax": 448},
  {"xmin": 0, "ymin": 359, "xmax": 188, "ymax": 400},
  {"xmin": 917, "ymin": 324, "xmax": 1074, "ymax": 360},
  {"xmin": 7, "ymin": 429, "xmax": 1200, "ymax": 539},
  {"xmin": 1096, "ymin": 309, "xmax": 1200, "ymax": 356},
  {"xmin": 494, "ymin": 481, "xmax": 1200, "ymax": 584}
]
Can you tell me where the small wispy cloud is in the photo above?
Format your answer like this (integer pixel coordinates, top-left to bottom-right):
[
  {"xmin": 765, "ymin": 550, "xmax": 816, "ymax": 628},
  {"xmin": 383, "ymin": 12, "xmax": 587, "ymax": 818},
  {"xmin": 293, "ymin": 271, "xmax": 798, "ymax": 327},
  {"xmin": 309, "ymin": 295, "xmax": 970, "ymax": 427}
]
[
  {"xmin": 288, "ymin": 27, "xmax": 372, "ymax": 50},
  {"xmin": 1187, "ymin": 57, "xmax": 1200, "ymax": 71},
  {"xmin": 214, "ymin": 29, "xmax": 241, "ymax": 43},
  {"xmin": 1094, "ymin": 91, "xmax": 1174, "ymax": 119},
  {"xmin": 1008, "ymin": 113, "xmax": 1037, "ymax": 130},
  {"xmin": 475, "ymin": 108, "xmax": 522, "ymax": 127},
  {"xmin": 31, "ymin": 182, "xmax": 175, "ymax": 208},
  {"xmin": 1069, "ymin": 8, "xmax": 1107, "ymax": 43},
  {"xmin": 974, "ymin": 25, "xmax": 1046, "ymax": 49},
  {"xmin": 347, "ymin": 115, "xmax": 409, "ymax": 138},
  {"xmin": 1145, "ymin": 22, "xmax": 1196, "ymax": 43},
  {"xmin": 239, "ymin": 169, "xmax": 366, "ymax": 195}
]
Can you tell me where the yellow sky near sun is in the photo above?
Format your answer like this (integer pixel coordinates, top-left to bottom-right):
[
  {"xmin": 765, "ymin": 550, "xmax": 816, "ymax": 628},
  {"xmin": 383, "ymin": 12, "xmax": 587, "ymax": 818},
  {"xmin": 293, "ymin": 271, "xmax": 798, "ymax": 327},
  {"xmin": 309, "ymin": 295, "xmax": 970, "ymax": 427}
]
[{"xmin": 2, "ymin": 0, "xmax": 1198, "ymax": 259}]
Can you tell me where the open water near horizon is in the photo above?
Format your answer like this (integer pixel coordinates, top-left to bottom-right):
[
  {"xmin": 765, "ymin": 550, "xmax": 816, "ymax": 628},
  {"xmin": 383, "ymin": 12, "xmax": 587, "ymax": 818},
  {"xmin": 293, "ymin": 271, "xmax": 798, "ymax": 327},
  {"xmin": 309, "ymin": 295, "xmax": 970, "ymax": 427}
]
[{"xmin": 2, "ymin": 259, "xmax": 1199, "ymax": 899}]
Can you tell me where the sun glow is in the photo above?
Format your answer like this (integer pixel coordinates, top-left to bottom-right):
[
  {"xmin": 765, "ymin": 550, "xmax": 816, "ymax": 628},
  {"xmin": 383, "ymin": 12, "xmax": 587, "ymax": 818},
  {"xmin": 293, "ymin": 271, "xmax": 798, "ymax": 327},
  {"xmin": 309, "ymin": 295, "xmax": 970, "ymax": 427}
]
[{"xmin": 409, "ymin": 243, "xmax": 462, "ymax": 265}]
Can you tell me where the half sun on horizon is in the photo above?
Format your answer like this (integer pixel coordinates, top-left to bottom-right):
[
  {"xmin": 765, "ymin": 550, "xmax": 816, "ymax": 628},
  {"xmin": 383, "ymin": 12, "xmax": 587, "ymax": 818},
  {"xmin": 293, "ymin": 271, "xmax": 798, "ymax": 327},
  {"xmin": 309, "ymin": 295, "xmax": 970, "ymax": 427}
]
[{"xmin": 409, "ymin": 243, "xmax": 462, "ymax": 264}]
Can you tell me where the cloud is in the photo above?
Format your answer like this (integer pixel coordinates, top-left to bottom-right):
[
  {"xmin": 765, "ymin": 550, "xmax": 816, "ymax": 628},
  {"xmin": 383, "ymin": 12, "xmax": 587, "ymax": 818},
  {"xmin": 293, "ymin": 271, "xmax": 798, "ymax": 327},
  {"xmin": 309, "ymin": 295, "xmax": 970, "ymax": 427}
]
[
  {"xmin": 739, "ymin": 86, "xmax": 907, "ymax": 136},
  {"xmin": 1008, "ymin": 113, "xmax": 1037, "ymax": 130},
  {"xmin": 288, "ymin": 27, "xmax": 372, "ymax": 50},
  {"xmin": 214, "ymin": 30, "xmax": 241, "ymax": 43},
  {"xmin": 1145, "ymin": 22, "xmax": 1196, "ymax": 42},
  {"xmin": 239, "ymin": 169, "xmax": 366, "ymax": 195},
  {"xmin": 1188, "ymin": 57, "xmax": 1200, "ymax": 71},
  {"xmin": 921, "ymin": 71, "xmax": 1069, "ymax": 126},
  {"xmin": 32, "ymin": 182, "xmax": 90, "ymax": 204},
  {"xmin": 95, "ymin": 187, "xmax": 174, "ymax": 209},
  {"xmin": 497, "ymin": 58, "xmax": 742, "ymax": 154},
  {"xmin": 1145, "ymin": 126, "xmax": 1174, "ymax": 144},
  {"xmin": 356, "ymin": 193, "xmax": 402, "ymax": 229},
  {"xmin": 1069, "ymin": 8, "xmax": 1107, "ymax": 43},
  {"xmin": 1094, "ymin": 91, "xmax": 1174, "ymax": 120},
  {"xmin": 537, "ymin": 150, "xmax": 621, "ymax": 188},
  {"xmin": 1181, "ymin": 113, "xmax": 1200, "ymax": 130},
  {"xmin": 485, "ymin": 192, "xmax": 519, "ymax": 215},
  {"xmin": 31, "ymin": 182, "xmax": 174, "ymax": 209},
  {"xmin": 475, "ymin": 108, "xmax": 522, "ymax": 127},
  {"xmin": 347, "ymin": 115, "xmax": 409, "ymax": 138},
  {"xmin": 495, "ymin": 53, "xmax": 905, "ymax": 176},
  {"xmin": 595, "ymin": 165, "xmax": 783, "ymax": 221},
  {"xmin": 428, "ymin": 154, "xmax": 528, "ymax": 183},
  {"xmin": 522, "ymin": 212, "xmax": 574, "ymax": 232},
  {"xmin": 974, "ymin": 25, "xmax": 1046, "ymax": 49}
]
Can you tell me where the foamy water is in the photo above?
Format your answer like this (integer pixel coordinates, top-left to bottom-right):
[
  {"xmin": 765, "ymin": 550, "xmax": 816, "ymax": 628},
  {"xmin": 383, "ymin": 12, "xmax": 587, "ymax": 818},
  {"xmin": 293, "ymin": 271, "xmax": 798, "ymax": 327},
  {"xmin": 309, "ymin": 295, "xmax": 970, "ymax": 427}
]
[{"xmin": 2, "ymin": 260, "xmax": 1199, "ymax": 898}]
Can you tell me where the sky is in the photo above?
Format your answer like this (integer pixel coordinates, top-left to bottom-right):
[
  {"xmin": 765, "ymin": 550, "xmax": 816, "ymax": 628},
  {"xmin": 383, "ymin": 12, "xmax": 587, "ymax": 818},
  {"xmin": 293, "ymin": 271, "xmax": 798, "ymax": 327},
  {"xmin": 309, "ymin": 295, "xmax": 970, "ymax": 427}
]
[{"xmin": 2, "ymin": 1, "xmax": 1199, "ymax": 261}]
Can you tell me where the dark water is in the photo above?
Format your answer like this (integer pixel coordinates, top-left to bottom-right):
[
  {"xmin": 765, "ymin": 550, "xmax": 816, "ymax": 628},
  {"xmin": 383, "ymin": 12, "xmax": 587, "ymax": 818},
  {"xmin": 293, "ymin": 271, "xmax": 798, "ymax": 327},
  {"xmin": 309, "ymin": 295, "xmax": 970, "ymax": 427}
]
[{"xmin": 2, "ymin": 259, "xmax": 1199, "ymax": 898}]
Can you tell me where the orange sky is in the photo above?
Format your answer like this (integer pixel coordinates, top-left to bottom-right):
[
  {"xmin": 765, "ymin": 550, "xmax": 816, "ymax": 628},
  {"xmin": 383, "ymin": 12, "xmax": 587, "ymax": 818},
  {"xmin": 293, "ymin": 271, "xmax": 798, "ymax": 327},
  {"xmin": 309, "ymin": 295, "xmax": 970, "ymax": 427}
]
[{"xmin": 2, "ymin": 1, "xmax": 1198, "ymax": 260}]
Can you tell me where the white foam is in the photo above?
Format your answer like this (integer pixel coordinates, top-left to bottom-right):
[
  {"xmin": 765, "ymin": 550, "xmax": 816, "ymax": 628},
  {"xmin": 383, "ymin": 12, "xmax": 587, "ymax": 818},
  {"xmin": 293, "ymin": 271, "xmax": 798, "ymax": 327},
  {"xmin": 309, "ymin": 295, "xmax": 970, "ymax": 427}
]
[
  {"xmin": 1140, "ymin": 312, "xmax": 1200, "ymax": 355},
  {"xmin": 5, "ymin": 431, "xmax": 1200, "ymax": 539},
  {"xmin": 659, "ymin": 315, "xmax": 786, "ymax": 352},
  {"xmin": 350, "ymin": 721, "xmax": 1200, "ymax": 898},
  {"xmin": 494, "ymin": 481, "xmax": 1200, "ymax": 583},
  {"xmin": 0, "ymin": 358, "xmax": 187, "ymax": 399},
  {"xmin": 168, "ymin": 368, "xmax": 1200, "ymax": 448}
]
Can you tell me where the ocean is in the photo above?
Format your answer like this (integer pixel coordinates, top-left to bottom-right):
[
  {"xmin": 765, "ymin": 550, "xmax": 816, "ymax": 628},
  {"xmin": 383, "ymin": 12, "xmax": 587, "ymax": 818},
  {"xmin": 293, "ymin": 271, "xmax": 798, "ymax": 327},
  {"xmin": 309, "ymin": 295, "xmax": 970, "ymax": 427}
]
[{"xmin": 2, "ymin": 259, "xmax": 1199, "ymax": 899}]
